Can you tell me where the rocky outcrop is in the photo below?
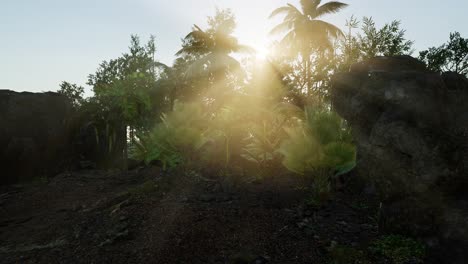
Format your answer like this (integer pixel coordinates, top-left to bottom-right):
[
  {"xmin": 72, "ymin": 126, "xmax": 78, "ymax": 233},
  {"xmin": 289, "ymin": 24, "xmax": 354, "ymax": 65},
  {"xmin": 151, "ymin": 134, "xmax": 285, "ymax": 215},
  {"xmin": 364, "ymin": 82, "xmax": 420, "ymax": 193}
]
[
  {"xmin": 331, "ymin": 56, "xmax": 468, "ymax": 263},
  {"xmin": 0, "ymin": 90, "xmax": 74, "ymax": 184}
]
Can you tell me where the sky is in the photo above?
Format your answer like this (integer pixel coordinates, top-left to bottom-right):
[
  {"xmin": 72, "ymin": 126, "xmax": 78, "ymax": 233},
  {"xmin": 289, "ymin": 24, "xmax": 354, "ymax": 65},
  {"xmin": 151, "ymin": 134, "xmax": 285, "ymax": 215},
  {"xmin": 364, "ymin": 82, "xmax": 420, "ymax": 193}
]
[{"xmin": 1, "ymin": 0, "xmax": 467, "ymax": 94}]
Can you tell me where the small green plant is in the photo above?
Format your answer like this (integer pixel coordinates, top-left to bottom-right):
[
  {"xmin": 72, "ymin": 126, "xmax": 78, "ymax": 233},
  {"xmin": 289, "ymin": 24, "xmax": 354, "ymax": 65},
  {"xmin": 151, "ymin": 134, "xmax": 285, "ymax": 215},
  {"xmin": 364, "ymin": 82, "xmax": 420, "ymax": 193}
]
[{"xmin": 370, "ymin": 235, "xmax": 426, "ymax": 264}]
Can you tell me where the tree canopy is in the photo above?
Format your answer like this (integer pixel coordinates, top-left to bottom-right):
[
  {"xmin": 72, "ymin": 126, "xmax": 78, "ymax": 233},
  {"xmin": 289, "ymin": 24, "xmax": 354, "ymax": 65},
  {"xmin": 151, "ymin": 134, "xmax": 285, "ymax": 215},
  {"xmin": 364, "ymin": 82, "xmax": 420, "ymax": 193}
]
[{"xmin": 419, "ymin": 32, "xmax": 468, "ymax": 76}]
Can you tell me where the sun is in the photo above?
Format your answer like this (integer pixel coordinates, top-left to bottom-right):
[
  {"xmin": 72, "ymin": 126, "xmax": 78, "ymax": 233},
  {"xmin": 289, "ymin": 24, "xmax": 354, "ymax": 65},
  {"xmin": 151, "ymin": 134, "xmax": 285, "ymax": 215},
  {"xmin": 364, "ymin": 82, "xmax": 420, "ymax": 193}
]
[{"xmin": 253, "ymin": 44, "xmax": 270, "ymax": 61}]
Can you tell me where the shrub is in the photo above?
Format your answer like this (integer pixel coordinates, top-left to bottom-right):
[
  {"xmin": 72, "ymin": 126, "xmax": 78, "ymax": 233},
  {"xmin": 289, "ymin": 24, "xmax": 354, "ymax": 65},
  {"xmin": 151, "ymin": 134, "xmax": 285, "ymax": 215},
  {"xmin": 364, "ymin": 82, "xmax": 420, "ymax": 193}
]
[
  {"xmin": 370, "ymin": 235, "xmax": 426, "ymax": 264},
  {"xmin": 240, "ymin": 103, "xmax": 300, "ymax": 177},
  {"xmin": 279, "ymin": 108, "xmax": 355, "ymax": 174},
  {"xmin": 130, "ymin": 102, "xmax": 209, "ymax": 170},
  {"xmin": 278, "ymin": 107, "xmax": 356, "ymax": 200}
]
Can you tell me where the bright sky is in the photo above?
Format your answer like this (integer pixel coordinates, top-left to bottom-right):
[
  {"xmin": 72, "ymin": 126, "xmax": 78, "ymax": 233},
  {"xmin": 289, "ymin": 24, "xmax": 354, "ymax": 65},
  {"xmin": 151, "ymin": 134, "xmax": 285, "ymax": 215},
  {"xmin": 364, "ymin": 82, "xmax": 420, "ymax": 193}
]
[{"xmin": 1, "ymin": 0, "xmax": 467, "ymax": 94}]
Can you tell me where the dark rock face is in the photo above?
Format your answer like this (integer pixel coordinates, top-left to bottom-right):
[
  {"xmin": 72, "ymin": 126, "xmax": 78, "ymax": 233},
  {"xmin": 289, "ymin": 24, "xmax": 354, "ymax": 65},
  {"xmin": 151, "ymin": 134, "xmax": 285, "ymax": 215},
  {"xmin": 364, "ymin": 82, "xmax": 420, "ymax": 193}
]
[
  {"xmin": 332, "ymin": 56, "xmax": 468, "ymax": 198},
  {"xmin": 331, "ymin": 56, "xmax": 468, "ymax": 263},
  {"xmin": 0, "ymin": 90, "xmax": 74, "ymax": 185}
]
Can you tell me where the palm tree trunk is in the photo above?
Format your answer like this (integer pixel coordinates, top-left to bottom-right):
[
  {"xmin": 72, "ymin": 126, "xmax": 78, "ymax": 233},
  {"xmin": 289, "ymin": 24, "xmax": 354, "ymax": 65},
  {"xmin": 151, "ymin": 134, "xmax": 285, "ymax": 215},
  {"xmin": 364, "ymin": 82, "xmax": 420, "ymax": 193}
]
[{"xmin": 305, "ymin": 52, "xmax": 312, "ymax": 97}]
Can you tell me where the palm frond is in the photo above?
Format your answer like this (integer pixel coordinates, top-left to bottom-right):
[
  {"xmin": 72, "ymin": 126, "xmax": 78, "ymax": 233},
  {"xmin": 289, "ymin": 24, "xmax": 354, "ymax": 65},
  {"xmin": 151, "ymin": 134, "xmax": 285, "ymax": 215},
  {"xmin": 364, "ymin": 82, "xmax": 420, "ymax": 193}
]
[
  {"xmin": 310, "ymin": 19, "xmax": 345, "ymax": 38},
  {"xmin": 175, "ymin": 45, "xmax": 209, "ymax": 56},
  {"xmin": 269, "ymin": 6, "xmax": 293, "ymax": 19},
  {"xmin": 287, "ymin": 4, "xmax": 304, "ymax": 17},
  {"xmin": 153, "ymin": 61, "xmax": 170, "ymax": 70},
  {"xmin": 301, "ymin": 0, "xmax": 322, "ymax": 16},
  {"xmin": 279, "ymin": 30, "xmax": 297, "ymax": 49},
  {"xmin": 183, "ymin": 25, "xmax": 208, "ymax": 40},
  {"xmin": 193, "ymin": 24, "xmax": 203, "ymax": 32},
  {"xmin": 315, "ymin": 1, "xmax": 348, "ymax": 18},
  {"xmin": 208, "ymin": 53, "xmax": 241, "ymax": 72},
  {"xmin": 187, "ymin": 57, "xmax": 210, "ymax": 77},
  {"xmin": 269, "ymin": 21, "xmax": 294, "ymax": 36}
]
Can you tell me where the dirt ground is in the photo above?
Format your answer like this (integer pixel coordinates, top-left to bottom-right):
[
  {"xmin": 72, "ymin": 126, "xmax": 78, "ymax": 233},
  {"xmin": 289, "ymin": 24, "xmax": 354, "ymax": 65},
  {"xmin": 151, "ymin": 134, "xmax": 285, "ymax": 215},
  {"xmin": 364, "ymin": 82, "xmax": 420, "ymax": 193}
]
[{"xmin": 0, "ymin": 167, "xmax": 379, "ymax": 264}]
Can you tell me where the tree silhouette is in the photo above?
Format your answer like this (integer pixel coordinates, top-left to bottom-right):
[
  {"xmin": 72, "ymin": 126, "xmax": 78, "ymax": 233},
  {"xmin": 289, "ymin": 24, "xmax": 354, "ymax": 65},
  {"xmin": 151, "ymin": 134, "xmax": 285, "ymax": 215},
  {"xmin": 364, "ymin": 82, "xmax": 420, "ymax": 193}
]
[
  {"xmin": 419, "ymin": 32, "xmax": 468, "ymax": 76},
  {"xmin": 270, "ymin": 0, "xmax": 347, "ymax": 97},
  {"xmin": 176, "ymin": 9, "xmax": 252, "ymax": 84}
]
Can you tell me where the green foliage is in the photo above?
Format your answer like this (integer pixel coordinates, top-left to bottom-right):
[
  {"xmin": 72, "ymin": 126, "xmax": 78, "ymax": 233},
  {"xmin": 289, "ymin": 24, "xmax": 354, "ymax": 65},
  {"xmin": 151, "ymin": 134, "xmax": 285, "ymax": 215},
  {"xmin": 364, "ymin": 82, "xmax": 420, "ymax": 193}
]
[
  {"xmin": 76, "ymin": 35, "xmax": 169, "ymax": 168},
  {"xmin": 359, "ymin": 17, "xmax": 414, "ymax": 58},
  {"xmin": 270, "ymin": 0, "xmax": 347, "ymax": 53},
  {"xmin": 130, "ymin": 128, "xmax": 181, "ymax": 170},
  {"xmin": 99, "ymin": 72, "xmax": 152, "ymax": 126},
  {"xmin": 87, "ymin": 35, "xmax": 167, "ymax": 132},
  {"xmin": 278, "ymin": 125, "xmax": 323, "ymax": 175},
  {"xmin": 370, "ymin": 235, "xmax": 426, "ymax": 264},
  {"xmin": 419, "ymin": 32, "xmax": 468, "ymax": 76},
  {"xmin": 338, "ymin": 16, "xmax": 414, "ymax": 71},
  {"xmin": 269, "ymin": 0, "xmax": 347, "ymax": 101},
  {"xmin": 130, "ymin": 102, "xmax": 209, "ymax": 170},
  {"xmin": 304, "ymin": 108, "xmax": 353, "ymax": 145},
  {"xmin": 58, "ymin": 81, "xmax": 84, "ymax": 109},
  {"xmin": 240, "ymin": 103, "xmax": 299, "ymax": 170},
  {"xmin": 241, "ymin": 120, "xmax": 282, "ymax": 166},
  {"xmin": 278, "ymin": 108, "xmax": 355, "ymax": 201},
  {"xmin": 279, "ymin": 108, "xmax": 355, "ymax": 175},
  {"xmin": 176, "ymin": 8, "xmax": 251, "ymax": 85}
]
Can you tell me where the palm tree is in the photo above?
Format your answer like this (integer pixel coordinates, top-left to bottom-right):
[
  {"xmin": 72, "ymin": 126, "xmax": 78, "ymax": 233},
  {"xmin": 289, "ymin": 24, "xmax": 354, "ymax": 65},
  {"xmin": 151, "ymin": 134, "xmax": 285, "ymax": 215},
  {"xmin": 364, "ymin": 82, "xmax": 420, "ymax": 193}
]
[
  {"xmin": 176, "ymin": 10, "xmax": 253, "ymax": 83},
  {"xmin": 270, "ymin": 0, "xmax": 348, "ymax": 96}
]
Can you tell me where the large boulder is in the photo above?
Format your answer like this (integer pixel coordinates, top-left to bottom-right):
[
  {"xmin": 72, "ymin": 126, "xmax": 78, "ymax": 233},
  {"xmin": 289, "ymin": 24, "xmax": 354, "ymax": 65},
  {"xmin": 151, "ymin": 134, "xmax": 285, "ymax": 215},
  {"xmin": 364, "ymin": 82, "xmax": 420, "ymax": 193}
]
[
  {"xmin": 332, "ymin": 56, "xmax": 467, "ymax": 198},
  {"xmin": 0, "ymin": 90, "xmax": 74, "ymax": 184},
  {"xmin": 331, "ymin": 56, "xmax": 468, "ymax": 263}
]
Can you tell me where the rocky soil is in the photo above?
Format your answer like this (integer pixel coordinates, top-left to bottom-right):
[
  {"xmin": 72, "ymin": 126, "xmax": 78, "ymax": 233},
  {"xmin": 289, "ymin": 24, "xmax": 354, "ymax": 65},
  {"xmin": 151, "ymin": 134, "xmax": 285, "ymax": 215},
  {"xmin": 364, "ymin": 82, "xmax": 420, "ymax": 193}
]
[{"xmin": 0, "ymin": 168, "xmax": 380, "ymax": 264}]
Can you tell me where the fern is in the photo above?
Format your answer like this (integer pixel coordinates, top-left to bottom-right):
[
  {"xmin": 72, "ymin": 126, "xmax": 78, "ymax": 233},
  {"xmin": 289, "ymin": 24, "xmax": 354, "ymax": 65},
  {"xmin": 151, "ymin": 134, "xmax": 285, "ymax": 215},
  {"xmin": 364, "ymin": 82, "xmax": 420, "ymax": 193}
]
[
  {"xmin": 129, "ymin": 101, "xmax": 209, "ymax": 170},
  {"xmin": 278, "ymin": 107, "xmax": 356, "ymax": 197}
]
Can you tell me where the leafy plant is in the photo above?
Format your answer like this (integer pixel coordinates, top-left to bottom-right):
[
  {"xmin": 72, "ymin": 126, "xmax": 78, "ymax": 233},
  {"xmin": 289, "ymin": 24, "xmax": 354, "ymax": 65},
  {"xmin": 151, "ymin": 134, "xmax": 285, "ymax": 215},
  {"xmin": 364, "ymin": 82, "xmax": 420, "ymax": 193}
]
[
  {"xmin": 278, "ymin": 107, "xmax": 356, "ymax": 202},
  {"xmin": 419, "ymin": 32, "xmax": 468, "ymax": 76},
  {"xmin": 370, "ymin": 235, "xmax": 426, "ymax": 264},
  {"xmin": 278, "ymin": 125, "xmax": 324, "ymax": 175},
  {"xmin": 337, "ymin": 16, "xmax": 414, "ymax": 71},
  {"xmin": 279, "ymin": 108, "xmax": 355, "ymax": 173},
  {"xmin": 240, "ymin": 103, "xmax": 299, "ymax": 177},
  {"xmin": 130, "ymin": 102, "xmax": 209, "ymax": 170},
  {"xmin": 358, "ymin": 17, "xmax": 414, "ymax": 58},
  {"xmin": 57, "ymin": 81, "xmax": 85, "ymax": 109},
  {"xmin": 129, "ymin": 128, "xmax": 181, "ymax": 170}
]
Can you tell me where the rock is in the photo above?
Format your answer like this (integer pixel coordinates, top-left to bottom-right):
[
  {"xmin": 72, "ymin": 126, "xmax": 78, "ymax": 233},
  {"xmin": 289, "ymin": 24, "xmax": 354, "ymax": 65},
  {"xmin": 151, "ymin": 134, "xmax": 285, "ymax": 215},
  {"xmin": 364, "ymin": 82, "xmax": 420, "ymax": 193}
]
[
  {"xmin": 379, "ymin": 194, "xmax": 444, "ymax": 237},
  {"xmin": 0, "ymin": 90, "xmax": 74, "ymax": 185},
  {"xmin": 331, "ymin": 56, "xmax": 468, "ymax": 198},
  {"xmin": 331, "ymin": 56, "xmax": 468, "ymax": 263}
]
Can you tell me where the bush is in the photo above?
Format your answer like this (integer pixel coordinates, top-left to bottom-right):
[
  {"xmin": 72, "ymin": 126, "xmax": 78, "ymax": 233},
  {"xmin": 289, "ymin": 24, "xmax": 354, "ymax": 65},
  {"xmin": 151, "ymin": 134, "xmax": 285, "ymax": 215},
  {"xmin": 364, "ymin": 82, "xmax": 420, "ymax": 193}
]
[
  {"xmin": 278, "ymin": 107, "xmax": 356, "ymax": 200},
  {"xmin": 130, "ymin": 102, "xmax": 209, "ymax": 170},
  {"xmin": 241, "ymin": 103, "xmax": 301, "ymax": 177},
  {"xmin": 279, "ymin": 108, "xmax": 355, "ymax": 174},
  {"xmin": 370, "ymin": 235, "xmax": 426, "ymax": 264}
]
